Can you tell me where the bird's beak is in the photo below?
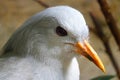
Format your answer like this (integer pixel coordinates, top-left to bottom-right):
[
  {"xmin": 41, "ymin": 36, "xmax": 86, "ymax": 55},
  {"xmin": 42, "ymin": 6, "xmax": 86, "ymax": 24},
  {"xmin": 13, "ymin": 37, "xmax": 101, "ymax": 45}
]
[{"xmin": 75, "ymin": 40, "xmax": 105, "ymax": 72}]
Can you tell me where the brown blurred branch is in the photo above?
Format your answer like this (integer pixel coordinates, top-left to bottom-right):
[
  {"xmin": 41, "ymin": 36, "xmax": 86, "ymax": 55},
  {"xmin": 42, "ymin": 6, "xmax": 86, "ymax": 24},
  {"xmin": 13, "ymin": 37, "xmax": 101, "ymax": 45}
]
[
  {"xmin": 97, "ymin": 0, "xmax": 120, "ymax": 50},
  {"xmin": 90, "ymin": 12, "xmax": 120, "ymax": 79},
  {"xmin": 34, "ymin": 0, "xmax": 49, "ymax": 8},
  {"xmin": 89, "ymin": 26, "xmax": 97, "ymax": 34}
]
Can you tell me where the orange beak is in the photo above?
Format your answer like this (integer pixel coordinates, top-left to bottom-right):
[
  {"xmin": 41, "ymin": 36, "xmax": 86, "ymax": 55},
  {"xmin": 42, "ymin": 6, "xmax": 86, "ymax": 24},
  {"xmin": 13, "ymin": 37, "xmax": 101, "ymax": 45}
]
[{"xmin": 75, "ymin": 40, "xmax": 105, "ymax": 72}]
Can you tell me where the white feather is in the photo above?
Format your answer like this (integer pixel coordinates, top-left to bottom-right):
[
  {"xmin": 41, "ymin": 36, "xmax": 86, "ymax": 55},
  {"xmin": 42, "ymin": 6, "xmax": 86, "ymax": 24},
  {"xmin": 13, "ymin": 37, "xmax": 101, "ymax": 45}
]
[{"xmin": 0, "ymin": 6, "xmax": 89, "ymax": 80}]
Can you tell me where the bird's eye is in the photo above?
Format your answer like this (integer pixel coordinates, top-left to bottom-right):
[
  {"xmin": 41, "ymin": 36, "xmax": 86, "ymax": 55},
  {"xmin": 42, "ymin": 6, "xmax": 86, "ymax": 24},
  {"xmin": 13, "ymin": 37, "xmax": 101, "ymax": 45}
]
[{"xmin": 56, "ymin": 26, "xmax": 67, "ymax": 36}]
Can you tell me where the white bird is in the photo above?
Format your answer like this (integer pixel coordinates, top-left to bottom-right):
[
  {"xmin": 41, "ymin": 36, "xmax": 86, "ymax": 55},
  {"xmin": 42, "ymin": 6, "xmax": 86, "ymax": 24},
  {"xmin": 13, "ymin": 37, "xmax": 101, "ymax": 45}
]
[{"xmin": 0, "ymin": 6, "xmax": 105, "ymax": 80}]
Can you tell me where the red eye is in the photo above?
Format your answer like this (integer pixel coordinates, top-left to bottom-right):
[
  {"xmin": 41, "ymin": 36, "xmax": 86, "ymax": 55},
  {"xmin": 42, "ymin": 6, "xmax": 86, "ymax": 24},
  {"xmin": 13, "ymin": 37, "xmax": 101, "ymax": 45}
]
[{"xmin": 56, "ymin": 26, "xmax": 67, "ymax": 36}]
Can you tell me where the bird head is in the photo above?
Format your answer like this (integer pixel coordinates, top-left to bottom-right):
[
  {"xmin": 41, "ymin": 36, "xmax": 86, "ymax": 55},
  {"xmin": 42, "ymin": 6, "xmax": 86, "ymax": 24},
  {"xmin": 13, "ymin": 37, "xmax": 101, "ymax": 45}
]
[{"xmin": 3, "ymin": 6, "xmax": 105, "ymax": 72}]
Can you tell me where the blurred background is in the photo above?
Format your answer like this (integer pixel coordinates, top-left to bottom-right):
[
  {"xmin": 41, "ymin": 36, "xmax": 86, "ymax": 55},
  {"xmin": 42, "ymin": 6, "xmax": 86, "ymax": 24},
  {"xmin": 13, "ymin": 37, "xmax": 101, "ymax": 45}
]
[{"xmin": 0, "ymin": 0, "xmax": 120, "ymax": 80}]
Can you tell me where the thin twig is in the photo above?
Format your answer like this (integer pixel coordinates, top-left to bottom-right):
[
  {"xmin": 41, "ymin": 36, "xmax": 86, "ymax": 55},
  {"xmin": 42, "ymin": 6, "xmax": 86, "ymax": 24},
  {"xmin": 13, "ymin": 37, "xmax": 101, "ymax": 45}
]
[
  {"xmin": 34, "ymin": 0, "xmax": 49, "ymax": 8},
  {"xmin": 90, "ymin": 12, "xmax": 120, "ymax": 79},
  {"xmin": 97, "ymin": 0, "xmax": 120, "ymax": 50}
]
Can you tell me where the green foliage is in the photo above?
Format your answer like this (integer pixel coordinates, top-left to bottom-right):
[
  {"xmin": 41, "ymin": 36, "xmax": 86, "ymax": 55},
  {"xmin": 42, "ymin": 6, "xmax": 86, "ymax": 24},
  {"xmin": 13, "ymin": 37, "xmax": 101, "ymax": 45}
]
[{"xmin": 90, "ymin": 75, "xmax": 115, "ymax": 80}]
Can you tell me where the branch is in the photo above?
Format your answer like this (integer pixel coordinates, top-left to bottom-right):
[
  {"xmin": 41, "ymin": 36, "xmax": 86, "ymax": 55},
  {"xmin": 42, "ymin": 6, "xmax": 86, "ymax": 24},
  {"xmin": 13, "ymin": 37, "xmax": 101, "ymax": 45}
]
[
  {"xmin": 97, "ymin": 0, "xmax": 120, "ymax": 50},
  {"xmin": 34, "ymin": 0, "xmax": 49, "ymax": 8},
  {"xmin": 90, "ymin": 12, "xmax": 120, "ymax": 79}
]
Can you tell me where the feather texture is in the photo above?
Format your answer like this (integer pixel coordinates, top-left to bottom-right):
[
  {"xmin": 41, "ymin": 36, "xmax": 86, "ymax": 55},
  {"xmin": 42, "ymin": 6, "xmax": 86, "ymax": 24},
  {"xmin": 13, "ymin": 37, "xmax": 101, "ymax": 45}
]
[{"xmin": 0, "ymin": 6, "xmax": 89, "ymax": 80}]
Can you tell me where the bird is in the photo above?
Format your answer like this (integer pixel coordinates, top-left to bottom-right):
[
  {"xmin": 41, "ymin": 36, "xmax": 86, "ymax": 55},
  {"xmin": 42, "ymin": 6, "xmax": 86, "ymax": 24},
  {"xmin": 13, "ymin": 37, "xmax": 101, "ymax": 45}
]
[{"xmin": 0, "ymin": 6, "xmax": 105, "ymax": 80}]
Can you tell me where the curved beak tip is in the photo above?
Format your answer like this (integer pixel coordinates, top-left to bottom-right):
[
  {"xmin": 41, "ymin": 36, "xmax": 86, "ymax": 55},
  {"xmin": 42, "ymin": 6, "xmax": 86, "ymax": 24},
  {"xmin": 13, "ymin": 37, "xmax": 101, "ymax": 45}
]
[{"xmin": 75, "ymin": 40, "xmax": 106, "ymax": 73}]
